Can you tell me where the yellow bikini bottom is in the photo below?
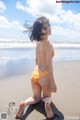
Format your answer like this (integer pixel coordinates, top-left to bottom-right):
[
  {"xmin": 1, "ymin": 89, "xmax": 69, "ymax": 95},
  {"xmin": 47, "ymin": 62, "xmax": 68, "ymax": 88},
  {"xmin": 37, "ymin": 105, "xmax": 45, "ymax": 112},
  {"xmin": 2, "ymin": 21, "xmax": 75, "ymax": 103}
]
[{"xmin": 31, "ymin": 67, "xmax": 48, "ymax": 83}]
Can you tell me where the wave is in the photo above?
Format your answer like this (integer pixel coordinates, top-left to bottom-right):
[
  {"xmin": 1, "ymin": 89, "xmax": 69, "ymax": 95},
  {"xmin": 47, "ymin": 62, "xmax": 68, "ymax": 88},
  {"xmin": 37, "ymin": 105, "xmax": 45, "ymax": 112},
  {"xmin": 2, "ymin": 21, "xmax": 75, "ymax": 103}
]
[
  {"xmin": 0, "ymin": 55, "xmax": 35, "ymax": 65},
  {"xmin": 0, "ymin": 43, "xmax": 80, "ymax": 48}
]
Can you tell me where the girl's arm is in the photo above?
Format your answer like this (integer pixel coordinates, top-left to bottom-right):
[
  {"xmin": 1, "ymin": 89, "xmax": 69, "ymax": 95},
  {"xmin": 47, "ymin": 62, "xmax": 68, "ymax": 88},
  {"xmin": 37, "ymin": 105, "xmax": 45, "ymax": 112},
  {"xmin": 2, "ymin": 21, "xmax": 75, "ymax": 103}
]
[
  {"xmin": 35, "ymin": 41, "xmax": 38, "ymax": 65},
  {"xmin": 46, "ymin": 42, "xmax": 57, "ymax": 92},
  {"xmin": 46, "ymin": 42, "xmax": 55, "ymax": 83},
  {"xmin": 36, "ymin": 55, "xmax": 38, "ymax": 65}
]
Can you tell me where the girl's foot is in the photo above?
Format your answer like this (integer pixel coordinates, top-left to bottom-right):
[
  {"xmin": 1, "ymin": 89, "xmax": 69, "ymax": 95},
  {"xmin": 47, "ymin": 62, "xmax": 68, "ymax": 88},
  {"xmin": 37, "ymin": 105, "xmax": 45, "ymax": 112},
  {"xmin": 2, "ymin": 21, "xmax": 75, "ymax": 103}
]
[
  {"xmin": 15, "ymin": 101, "xmax": 25, "ymax": 119},
  {"xmin": 15, "ymin": 115, "xmax": 23, "ymax": 120}
]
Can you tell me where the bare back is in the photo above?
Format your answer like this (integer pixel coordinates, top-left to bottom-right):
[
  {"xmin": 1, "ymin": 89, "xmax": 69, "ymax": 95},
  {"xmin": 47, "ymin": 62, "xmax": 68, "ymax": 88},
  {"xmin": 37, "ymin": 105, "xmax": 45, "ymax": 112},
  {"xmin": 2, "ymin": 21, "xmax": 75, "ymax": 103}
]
[{"xmin": 36, "ymin": 40, "xmax": 54, "ymax": 71}]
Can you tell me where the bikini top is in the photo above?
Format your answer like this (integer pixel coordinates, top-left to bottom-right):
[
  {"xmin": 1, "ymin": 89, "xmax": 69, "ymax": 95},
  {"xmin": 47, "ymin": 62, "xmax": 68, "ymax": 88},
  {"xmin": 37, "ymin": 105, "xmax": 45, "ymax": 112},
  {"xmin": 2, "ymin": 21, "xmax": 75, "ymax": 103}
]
[{"xmin": 36, "ymin": 40, "xmax": 55, "ymax": 57}]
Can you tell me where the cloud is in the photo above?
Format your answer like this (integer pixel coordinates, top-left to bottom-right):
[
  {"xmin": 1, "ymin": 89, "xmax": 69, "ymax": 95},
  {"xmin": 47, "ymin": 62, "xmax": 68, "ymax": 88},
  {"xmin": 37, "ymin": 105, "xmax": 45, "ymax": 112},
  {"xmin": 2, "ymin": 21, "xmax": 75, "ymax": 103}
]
[
  {"xmin": 0, "ymin": 16, "xmax": 24, "ymax": 30},
  {"xmin": 16, "ymin": 1, "xmax": 26, "ymax": 11},
  {"xmin": 52, "ymin": 25, "xmax": 80, "ymax": 38},
  {"xmin": 16, "ymin": 0, "xmax": 80, "ymax": 42},
  {"xmin": 0, "ymin": 0, "xmax": 6, "ymax": 12},
  {"xmin": 16, "ymin": 0, "xmax": 63, "ymax": 16}
]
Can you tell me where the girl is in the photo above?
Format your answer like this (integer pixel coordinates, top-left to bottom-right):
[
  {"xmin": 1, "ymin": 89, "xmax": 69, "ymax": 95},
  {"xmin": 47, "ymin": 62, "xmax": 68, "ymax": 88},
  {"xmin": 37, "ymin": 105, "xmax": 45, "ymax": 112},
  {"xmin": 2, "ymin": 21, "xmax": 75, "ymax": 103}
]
[{"xmin": 15, "ymin": 16, "xmax": 57, "ymax": 119}]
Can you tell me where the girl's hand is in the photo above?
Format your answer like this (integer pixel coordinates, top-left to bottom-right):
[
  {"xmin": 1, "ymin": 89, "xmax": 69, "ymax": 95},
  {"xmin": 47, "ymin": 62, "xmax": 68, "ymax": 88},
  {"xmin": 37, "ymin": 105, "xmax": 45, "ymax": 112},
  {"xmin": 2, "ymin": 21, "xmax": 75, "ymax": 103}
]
[{"xmin": 51, "ymin": 81, "xmax": 57, "ymax": 93}]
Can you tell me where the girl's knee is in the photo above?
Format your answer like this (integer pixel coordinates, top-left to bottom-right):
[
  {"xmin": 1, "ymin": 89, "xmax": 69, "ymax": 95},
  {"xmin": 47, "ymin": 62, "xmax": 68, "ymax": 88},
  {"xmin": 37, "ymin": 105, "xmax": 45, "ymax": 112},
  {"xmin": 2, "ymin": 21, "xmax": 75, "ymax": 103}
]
[
  {"xmin": 19, "ymin": 101, "xmax": 25, "ymax": 107},
  {"xmin": 34, "ymin": 96, "xmax": 41, "ymax": 102}
]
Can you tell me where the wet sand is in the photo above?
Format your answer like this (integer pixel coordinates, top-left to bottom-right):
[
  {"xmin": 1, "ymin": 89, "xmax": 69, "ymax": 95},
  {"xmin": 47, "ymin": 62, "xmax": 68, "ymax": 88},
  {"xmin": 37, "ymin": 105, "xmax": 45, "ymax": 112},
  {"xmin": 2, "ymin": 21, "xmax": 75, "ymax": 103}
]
[{"xmin": 0, "ymin": 60, "xmax": 80, "ymax": 119}]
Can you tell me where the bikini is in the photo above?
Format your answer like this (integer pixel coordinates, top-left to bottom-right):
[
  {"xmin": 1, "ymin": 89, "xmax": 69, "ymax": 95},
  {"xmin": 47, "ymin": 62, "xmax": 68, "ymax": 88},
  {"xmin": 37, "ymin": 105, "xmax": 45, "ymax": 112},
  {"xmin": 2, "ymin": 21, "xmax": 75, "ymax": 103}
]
[{"xmin": 31, "ymin": 41, "xmax": 55, "ymax": 83}]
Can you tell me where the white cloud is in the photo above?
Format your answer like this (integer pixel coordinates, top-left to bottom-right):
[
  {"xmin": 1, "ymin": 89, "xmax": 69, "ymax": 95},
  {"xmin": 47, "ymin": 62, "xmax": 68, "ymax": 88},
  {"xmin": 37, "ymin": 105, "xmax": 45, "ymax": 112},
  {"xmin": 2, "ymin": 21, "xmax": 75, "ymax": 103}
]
[
  {"xmin": 0, "ymin": 16, "xmax": 24, "ymax": 30},
  {"xmin": 52, "ymin": 25, "xmax": 80, "ymax": 38},
  {"xmin": 16, "ymin": 0, "xmax": 63, "ymax": 16},
  {"xmin": 16, "ymin": 1, "xmax": 26, "ymax": 11},
  {"xmin": 26, "ymin": 0, "xmax": 62, "ymax": 16},
  {"xmin": 0, "ymin": 0, "xmax": 6, "ymax": 12},
  {"xmin": 16, "ymin": 0, "xmax": 80, "ymax": 42}
]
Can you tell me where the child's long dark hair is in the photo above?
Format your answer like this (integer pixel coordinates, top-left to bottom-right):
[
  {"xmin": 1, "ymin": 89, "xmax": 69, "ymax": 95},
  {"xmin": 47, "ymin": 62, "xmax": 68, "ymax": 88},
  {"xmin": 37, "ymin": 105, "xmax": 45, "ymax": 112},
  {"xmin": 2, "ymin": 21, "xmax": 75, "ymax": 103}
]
[{"xmin": 24, "ymin": 16, "xmax": 50, "ymax": 42}]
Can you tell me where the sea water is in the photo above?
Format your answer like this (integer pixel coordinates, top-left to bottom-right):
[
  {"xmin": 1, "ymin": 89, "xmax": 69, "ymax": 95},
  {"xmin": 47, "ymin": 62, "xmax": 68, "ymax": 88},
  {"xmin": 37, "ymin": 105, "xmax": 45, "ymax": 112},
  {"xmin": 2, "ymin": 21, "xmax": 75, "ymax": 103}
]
[{"xmin": 0, "ymin": 44, "xmax": 80, "ymax": 78}]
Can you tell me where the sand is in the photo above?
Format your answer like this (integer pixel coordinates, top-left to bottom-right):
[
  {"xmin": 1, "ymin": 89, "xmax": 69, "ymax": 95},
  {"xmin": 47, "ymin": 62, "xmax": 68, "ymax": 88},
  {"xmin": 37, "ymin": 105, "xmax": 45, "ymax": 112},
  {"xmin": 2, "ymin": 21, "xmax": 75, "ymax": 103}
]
[{"xmin": 0, "ymin": 60, "xmax": 80, "ymax": 120}]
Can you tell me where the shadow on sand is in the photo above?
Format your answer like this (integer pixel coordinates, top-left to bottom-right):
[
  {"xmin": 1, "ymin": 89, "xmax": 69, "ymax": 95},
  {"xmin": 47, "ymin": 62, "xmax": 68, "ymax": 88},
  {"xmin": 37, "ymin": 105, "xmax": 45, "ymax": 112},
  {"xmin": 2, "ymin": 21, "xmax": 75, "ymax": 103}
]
[{"xmin": 22, "ymin": 100, "xmax": 64, "ymax": 120}]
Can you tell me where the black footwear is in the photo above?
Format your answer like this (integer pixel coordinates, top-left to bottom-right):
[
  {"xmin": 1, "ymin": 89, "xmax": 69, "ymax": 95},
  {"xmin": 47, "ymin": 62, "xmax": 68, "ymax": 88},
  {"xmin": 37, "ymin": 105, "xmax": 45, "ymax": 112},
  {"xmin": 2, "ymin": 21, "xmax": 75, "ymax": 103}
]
[
  {"xmin": 15, "ymin": 115, "xmax": 23, "ymax": 119},
  {"xmin": 46, "ymin": 116, "xmax": 54, "ymax": 119}
]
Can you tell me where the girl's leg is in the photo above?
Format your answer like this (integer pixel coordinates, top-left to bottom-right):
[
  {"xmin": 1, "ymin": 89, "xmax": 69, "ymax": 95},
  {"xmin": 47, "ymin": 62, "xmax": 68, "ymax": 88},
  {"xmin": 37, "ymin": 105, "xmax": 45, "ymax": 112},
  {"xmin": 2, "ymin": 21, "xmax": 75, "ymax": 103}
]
[
  {"xmin": 16, "ymin": 79, "xmax": 41, "ymax": 118},
  {"xmin": 38, "ymin": 76, "xmax": 54, "ymax": 119},
  {"xmin": 24, "ymin": 79, "xmax": 41, "ymax": 105}
]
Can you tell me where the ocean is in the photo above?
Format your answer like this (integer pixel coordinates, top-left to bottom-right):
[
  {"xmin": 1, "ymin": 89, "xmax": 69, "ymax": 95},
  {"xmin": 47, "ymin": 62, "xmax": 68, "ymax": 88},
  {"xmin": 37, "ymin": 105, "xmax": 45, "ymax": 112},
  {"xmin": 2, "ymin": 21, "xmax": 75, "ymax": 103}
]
[{"xmin": 0, "ymin": 43, "xmax": 80, "ymax": 78}]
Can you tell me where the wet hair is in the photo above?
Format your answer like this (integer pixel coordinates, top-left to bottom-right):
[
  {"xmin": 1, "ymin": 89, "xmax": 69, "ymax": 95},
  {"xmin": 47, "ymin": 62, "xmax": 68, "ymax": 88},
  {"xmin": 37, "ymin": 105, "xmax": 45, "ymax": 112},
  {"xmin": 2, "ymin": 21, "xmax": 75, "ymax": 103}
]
[{"xmin": 24, "ymin": 16, "xmax": 50, "ymax": 42}]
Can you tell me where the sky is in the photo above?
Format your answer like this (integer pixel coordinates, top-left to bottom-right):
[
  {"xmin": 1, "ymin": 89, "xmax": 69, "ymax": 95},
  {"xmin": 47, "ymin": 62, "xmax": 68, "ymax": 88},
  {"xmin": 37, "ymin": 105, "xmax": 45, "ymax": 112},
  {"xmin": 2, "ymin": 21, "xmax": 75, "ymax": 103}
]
[{"xmin": 0, "ymin": 0, "xmax": 80, "ymax": 43}]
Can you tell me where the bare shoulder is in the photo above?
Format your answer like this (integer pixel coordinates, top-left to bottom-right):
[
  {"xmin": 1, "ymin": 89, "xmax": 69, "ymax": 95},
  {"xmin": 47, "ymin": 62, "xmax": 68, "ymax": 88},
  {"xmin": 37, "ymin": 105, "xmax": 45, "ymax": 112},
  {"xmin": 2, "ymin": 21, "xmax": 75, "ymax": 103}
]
[
  {"xmin": 36, "ymin": 41, "xmax": 40, "ymax": 49},
  {"xmin": 46, "ymin": 41, "xmax": 53, "ymax": 50}
]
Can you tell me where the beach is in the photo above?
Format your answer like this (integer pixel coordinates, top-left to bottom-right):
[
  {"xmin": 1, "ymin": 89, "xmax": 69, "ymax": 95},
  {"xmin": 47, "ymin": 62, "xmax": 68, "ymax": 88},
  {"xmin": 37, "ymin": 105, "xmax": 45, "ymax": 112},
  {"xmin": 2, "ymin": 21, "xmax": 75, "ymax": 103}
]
[{"xmin": 0, "ymin": 60, "xmax": 80, "ymax": 119}]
